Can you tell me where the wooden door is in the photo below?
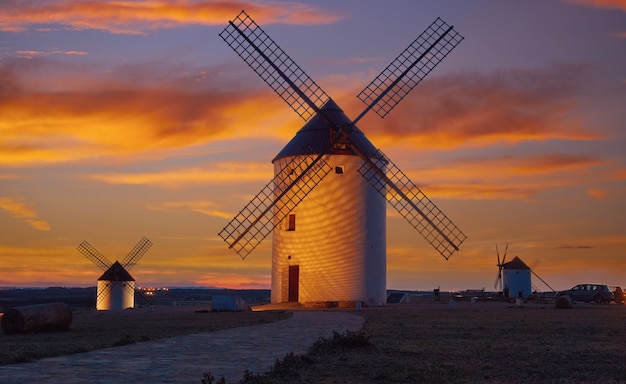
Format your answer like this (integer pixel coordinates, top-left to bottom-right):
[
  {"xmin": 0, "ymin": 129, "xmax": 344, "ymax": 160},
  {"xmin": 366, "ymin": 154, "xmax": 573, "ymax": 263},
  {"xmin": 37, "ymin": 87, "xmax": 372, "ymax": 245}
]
[{"xmin": 288, "ymin": 265, "xmax": 299, "ymax": 302}]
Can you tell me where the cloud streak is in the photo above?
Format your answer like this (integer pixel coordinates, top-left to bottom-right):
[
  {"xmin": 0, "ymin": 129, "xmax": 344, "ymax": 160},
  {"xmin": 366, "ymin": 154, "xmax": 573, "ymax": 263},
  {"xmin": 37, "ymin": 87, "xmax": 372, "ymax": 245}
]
[
  {"xmin": 0, "ymin": 58, "xmax": 605, "ymax": 170},
  {"xmin": 0, "ymin": 57, "xmax": 295, "ymax": 166},
  {"xmin": 567, "ymin": 0, "xmax": 626, "ymax": 12},
  {"xmin": 367, "ymin": 63, "xmax": 600, "ymax": 148},
  {"xmin": 147, "ymin": 200, "xmax": 233, "ymax": 219},
  {"xmin": 89, "ymin": 161, "xmax": 273, "ymax": 188},
  {"xmin": 0, "ymin": 0, "xmax": 344, "ymax": 34},
  {"xmin": 0, "ymin": 196, "xmax": 51, "ymax": 231},
  {"xmin": 403, "ymin": 153, "xmax": 610, "ymax": 200}
]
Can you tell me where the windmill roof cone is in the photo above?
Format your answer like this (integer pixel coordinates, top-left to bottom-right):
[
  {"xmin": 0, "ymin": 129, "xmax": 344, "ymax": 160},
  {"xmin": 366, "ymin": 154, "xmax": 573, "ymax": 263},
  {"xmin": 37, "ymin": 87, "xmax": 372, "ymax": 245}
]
[
  {"xmin": 504, "ymin": 256, "xmax": 530, "ymax": 270},
  {"xmin": 98, "ymin": 261, "xmax": 135, "ymax": 282},
  {"xmin": 274, "ymin": 99, "xmax": 378, "ymax": 160}
]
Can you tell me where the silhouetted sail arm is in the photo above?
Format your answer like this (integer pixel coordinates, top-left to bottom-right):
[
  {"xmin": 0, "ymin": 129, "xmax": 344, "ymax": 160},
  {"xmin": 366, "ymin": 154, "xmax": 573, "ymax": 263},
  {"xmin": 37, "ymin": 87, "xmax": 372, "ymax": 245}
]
[
  {"xmin": 355, "ymin": 147, "xmax": 466, "ymax": 260},
  {"xmin": 219, "ymin": 10, "xmax": 330, "ymax": 121},
  {"xmin": 218, "ymin": 154, "xmax": 332, "ymax": 259},
  {"xmin": 77, "ymin": 241, "xmax": 112, "ymax": 271},
  {"xmin": 121, "ymin": 236, "xmax": 152, "ymax": 270},
  {"xmin": 355, "ymin": 17, "xmax": 464, "ymax": 122}
]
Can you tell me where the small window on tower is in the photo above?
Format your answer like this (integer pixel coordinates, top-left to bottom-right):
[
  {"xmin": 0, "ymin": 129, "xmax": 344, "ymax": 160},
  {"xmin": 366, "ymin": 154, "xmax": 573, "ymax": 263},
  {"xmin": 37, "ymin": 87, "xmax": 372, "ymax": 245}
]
[
  {"xmin": 286, "ymin": 214, "xmax": 296, "ymax": 231},
  {"xmin": 335, "ymin": 166, "xmax": 344, "ymax": 174}
]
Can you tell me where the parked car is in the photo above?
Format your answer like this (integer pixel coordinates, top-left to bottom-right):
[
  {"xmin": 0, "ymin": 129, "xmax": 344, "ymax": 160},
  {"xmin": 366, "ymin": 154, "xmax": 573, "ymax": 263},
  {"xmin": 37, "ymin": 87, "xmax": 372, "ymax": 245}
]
[
  {"xmin": 609, "ymin": 285, "xmax": 625, "ymax": 305},
  {"xmin": 557, "ymin": 284, "xmax": 614, "ymax": 304}
]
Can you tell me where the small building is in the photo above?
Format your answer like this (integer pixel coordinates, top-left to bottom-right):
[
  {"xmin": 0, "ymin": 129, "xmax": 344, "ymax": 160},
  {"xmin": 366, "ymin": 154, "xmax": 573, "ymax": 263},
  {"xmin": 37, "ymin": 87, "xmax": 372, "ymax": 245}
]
[
  {"xmin": 502, "ymin": 256, "xmax": 531, "ymax": 299},
  {"xmin": 96, "ymin": 261, "xmax": 135, "ymax": 310}
]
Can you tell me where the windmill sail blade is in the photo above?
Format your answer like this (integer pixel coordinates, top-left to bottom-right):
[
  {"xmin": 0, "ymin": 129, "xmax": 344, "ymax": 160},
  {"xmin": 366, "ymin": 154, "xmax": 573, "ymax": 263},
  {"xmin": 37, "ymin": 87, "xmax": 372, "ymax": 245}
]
[
  {"xmin": 357, "ymin": 149, "xmax": 466, "ymax": 260},
  {"xmin": 531, "ymin": 270, "xmax": 556, "ymax": 293},
  {"xmin": 122, "ymin": 237, "xmax": 152, "ymax": 270},
  {"xmin": 355, "ymin": 17, "xmax": 463, "ymax": 122},
  {"xmin": 95, "ymin": 281, "xmax": 110, "ymax": 308},
  {"xmin": 219, "ymin": 154, "xmax": 333, "ymax": 259},
  {"xmin": 219, "ymin": 10, "xmax": 330, "ymax": 121},
  {"xmin": 77, "ymin": 241, "xmax": 112, "ymax": 271}
]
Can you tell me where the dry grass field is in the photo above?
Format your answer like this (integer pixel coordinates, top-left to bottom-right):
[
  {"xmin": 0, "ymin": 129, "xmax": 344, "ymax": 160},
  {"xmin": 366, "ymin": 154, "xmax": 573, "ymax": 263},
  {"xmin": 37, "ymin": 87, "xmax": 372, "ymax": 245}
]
[
  {"xmin": 245, "ymin": 300, "xmax": 626, "ymax": 384},
  {"xmin": 2, "ymin": 300, "xmax": 625, "ymax": 383}
]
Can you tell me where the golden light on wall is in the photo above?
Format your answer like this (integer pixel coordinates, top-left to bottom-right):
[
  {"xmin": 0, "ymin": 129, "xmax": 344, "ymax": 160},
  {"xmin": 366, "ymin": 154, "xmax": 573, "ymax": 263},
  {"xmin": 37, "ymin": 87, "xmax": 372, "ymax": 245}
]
[{"xmin": 272, "ymin": 154, "xmax": 386, "ymax": 306}]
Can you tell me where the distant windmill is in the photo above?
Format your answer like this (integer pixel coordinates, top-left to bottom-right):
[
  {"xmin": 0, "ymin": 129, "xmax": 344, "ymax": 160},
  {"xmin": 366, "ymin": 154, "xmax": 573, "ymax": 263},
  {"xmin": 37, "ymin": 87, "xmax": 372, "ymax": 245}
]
[
  {"xmin": 77, "ymin": 237, "xmax": 152, "ymax": 310},
  {"xmin": 218, "ymin": 11, "xmax": 466, "ymax": 306},
  {"xmin": 494, "ymin": 243, "xmax": 555, "ymax": 299}
]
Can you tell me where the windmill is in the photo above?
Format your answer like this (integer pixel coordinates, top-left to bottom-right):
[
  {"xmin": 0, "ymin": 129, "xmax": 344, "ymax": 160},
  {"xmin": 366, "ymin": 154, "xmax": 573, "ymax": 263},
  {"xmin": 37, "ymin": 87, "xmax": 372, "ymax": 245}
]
[
  {"xmin": 77, "ymin": 237, "xmax": 153, "ymax": 310},
  {"xmin": 494, "ymin": 244, "xmax": 555, "ymax": 300},
  {"xmin": 218, "ymin": 11, "xmax": 467, "ymax": 306}
]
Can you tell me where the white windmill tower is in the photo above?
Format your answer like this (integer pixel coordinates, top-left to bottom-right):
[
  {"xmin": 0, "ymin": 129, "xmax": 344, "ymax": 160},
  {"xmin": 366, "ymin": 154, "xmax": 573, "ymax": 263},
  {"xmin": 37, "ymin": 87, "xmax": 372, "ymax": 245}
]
[
  {"xmin": 218, "ymin": 11, "xmax": 466, "ymax": 306},
  {"xmin": 77, "ymin": 237, "xmax": 153, "ymax": 310}
]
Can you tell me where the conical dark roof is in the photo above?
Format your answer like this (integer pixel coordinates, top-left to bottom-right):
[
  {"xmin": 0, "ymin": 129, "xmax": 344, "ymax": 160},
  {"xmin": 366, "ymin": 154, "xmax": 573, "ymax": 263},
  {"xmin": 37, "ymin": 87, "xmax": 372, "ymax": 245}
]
[
  {"xmin": 98, "ymin": 261, "xmax": 135, "ymax": 281},
  {"xmin": 503, "ymin": 256, "xmax": 530, "ymax": 270},
  {"xmin": 273, "ymin": 99, "xmax": 380, "ymax": 161}
]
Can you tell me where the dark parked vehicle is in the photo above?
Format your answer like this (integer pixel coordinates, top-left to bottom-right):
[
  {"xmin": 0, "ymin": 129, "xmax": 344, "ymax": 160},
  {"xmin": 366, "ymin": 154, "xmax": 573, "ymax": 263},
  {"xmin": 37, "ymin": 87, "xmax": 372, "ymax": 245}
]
[
  {"xmin": 609, "ymin": 285, "xmax": 625, "ymax": 305},
  {"xmin": 557, "ymin": 284, "xmax": 614, "ymax": 304}
]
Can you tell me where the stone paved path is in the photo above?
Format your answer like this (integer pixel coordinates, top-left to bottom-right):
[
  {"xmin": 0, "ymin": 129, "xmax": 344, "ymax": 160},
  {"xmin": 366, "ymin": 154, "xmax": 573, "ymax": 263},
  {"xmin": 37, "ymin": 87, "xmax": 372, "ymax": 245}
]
[{"xmin": 0, "ymin": 310, "xmax": 364, "ymax": 383}]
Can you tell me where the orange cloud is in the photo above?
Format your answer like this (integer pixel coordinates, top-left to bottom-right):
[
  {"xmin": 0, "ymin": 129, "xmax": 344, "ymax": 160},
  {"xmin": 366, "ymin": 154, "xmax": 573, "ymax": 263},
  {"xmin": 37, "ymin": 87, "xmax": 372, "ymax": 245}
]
[
  {"xmin": 89, "ymin": 161, "xmax": 272, "ymax": 188},
  {"xmin": 400, "ymin": 153, "xmax": 609, "ymax": 200},
  {"xmin": 366, "ymin": 63, "xmax": 601, "ymax": 148},
  {"xmin": 0, "ymin": 1, "xmax": 344, "ymax": 34},
  {"xmin": 193, "ymin": 272, "xmax": 270, "ymax": 289},
  {"xmin": 147, "ymin": 200, "xmax": 234, "ymax": 220},
  {"xmin": 16, "ymin": 49, "xmax": 88, "ymax": 58},
  {"xmin": 451, "ymin": 154, "xmax": 606, "ymax": 176},
  {"xmin": 0, "ymin": 57, "xmax": 297, "ymax": 166},
  {"xmin": 587, "ymin": 188, "xmax": 609, "ymax": 199},
  {"xmin": 567, "ymin": 0, "xmax": 626, "ymax": 11},
  {"xmin": 0, "ymin": 196, "xmax": 51, "ymax": 231},
  {"xmin": 612, "ymin": 168, "xmax": 626, "ymax": 180}
]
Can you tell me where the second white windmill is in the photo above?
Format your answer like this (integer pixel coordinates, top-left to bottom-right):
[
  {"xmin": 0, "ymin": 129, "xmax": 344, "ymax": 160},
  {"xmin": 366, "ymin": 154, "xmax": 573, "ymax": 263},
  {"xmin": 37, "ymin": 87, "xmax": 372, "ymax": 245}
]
[{"xmin": 77, "ymin": 237, "xmax": 152, "ymax": 310}]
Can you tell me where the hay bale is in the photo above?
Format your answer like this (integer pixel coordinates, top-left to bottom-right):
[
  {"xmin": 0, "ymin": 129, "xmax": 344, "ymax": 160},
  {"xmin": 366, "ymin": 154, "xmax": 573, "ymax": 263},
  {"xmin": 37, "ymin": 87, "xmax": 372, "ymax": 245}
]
[
  {"xmin": 1, "ymin": 302, "xmax": 72, "ymax": 334},
  {"xmin": 554, "ymin": 295, "xmax": 572, "ymax": 309}
]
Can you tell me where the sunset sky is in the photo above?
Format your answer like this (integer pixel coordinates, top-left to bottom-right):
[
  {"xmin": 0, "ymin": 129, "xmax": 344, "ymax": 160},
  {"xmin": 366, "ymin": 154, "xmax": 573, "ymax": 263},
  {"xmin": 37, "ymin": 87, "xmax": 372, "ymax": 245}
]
[{"xmin": 1, "ymin": 0, "xmax": 625, "ymax": 292}]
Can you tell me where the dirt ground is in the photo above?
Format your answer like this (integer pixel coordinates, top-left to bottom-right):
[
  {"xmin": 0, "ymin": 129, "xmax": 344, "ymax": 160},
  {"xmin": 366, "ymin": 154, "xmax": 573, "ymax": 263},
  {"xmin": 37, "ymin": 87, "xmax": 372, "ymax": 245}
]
[
  {"xmin": 2, "ymin": 299, "xmax": 625, "ymax": 383},
  {"xmin": 288, "ymin": 298, "xmax": 626, "ymax": 383},
  {"xmin": 0, "ymin": 305, "xmax": 291, "ymax": 365}
]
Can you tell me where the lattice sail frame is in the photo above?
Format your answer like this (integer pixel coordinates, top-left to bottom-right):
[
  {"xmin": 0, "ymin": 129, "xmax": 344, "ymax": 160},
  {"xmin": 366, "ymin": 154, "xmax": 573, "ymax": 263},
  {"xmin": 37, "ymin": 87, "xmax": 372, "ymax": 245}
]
[
  {"xmin": 219, "ymin": 10, "xmax": 329, "ymax": 121},
  {"xmin": 122, "ymin": 236, "xmax": 152, "ymax": 270},
  {"xmin": 77, "ymin": 241, "xmax": 112, "ymax": 271},
  {"xmin": 218, "ymin": 10, "xmax": 466, "ymax": 260},
  {"xmin": 358, "ymin": 150, "xmax": 466, "ymax": 260},
  {"xmin": 356, "ymin": 17, "xmax": 464, "ymax": 119},
  {"xmin": 218, "ymin": 154, "xmax": 333, "ymax": 258}
]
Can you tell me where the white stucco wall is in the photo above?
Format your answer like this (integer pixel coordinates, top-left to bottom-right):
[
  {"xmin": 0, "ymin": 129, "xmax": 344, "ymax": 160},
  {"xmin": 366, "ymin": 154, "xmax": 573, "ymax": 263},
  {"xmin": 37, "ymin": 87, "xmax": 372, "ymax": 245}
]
[
  {"xmin": 96, "ymin": 280, "xmax": 135, "ymax": 310},
  {"xmin": 503, "ymin": 269, "xmax": 531, "ymax": 299},
  {"xmin": 272, "ymin": 154, "xmax": 387, "ymax": 306}
]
